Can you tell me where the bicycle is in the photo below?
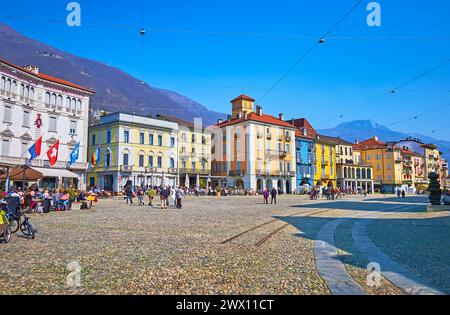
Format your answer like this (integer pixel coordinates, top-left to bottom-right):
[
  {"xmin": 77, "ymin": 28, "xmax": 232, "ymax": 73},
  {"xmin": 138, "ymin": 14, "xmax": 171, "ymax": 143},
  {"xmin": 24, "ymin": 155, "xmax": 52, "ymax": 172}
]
[
  {"xmin": 0, "ymin": 206, "xmax": 12, "ymax": 243},
  {"xmin": 20, "ymin": 214, "xmax": 35, "ymax": 239}
]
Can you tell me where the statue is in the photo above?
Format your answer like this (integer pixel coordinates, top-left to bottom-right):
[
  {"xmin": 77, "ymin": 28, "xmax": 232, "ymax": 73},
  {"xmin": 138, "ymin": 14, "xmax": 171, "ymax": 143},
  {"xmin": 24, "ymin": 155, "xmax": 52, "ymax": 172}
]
[{"xmin": 428, "ymin": 172, "xmax": 442, "ymax": 206}]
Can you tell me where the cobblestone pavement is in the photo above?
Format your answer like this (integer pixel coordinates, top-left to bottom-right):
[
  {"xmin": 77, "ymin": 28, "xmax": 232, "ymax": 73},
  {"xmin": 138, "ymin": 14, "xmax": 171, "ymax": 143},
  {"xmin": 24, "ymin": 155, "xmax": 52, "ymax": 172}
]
[{"xmin": 0, "ymin": 195, "xmax": 448, "ymax": 295}]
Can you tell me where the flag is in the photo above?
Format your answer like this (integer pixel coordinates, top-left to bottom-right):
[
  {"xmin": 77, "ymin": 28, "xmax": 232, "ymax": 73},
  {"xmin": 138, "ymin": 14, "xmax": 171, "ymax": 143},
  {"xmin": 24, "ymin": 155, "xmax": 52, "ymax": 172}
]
[
  {"xmin": 68, "ymin": 142, "xmax": 80, "ymax": 167},
  {"xmin": 47, "ymin": 140, "xmax": 60, "ymax": 166},
  {"xmin": 28, "ymin": 137, "xmax": 43, "ymax": 163},
  {"xmin": 91, "ymin": 145, "xmax": 101, "ymax": 166}
]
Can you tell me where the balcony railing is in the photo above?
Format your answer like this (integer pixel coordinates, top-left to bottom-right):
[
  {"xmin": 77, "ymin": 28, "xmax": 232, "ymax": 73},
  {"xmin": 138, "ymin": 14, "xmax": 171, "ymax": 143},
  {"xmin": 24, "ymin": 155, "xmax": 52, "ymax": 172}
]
[
  {"xmin": 266, "ymin": 134, "xmax": 272, "ymax": 140},
  {"xmin": 120, "ymin": 165, "xmax": 133, "ymax": 172},
  {"xmin": 180, "ymin": 168, "xmax": 211, "ymax": 175},
  {"xmin": 229, "ymin": 170, "xmax": 246, "ymax": 177}
]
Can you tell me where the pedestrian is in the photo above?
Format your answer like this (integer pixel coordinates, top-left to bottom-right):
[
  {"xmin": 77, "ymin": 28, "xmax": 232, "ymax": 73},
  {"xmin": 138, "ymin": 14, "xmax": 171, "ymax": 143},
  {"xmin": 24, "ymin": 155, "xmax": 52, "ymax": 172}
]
[
  {"xmin": 263, "ymin": 188, "xmax": 269, "ymax": 204},
  {"xmin": 147, "ymin": 187, "xmax": 156, "ymax": 206},
  {"xmin": 125, "ymin": 184, "xmax": 133, "ymax": 204},
  {"xmin": 270, "ymin": 187, "xmax": 278, "ymax": 205},
  {"xmin": 160, "ymin": 187, "xmax": 168, "ymax": 209},
  {"xmin": 401, "ymin": 190, "xmax": 406, "ymax": 199},
  {"xmin": 137, "ymin": 186, "xmax": 144, "ymax": 206},
  {"xmin": 397, "ymin": 189, "xmax": 401, "ymax": 198},
  {"xmin": 175, "ymin": 187, "xmax": 184, "ymax": 209},
  {"xmin": 169, "ymin": 187, "xmax": 176, "ymax": 207}
]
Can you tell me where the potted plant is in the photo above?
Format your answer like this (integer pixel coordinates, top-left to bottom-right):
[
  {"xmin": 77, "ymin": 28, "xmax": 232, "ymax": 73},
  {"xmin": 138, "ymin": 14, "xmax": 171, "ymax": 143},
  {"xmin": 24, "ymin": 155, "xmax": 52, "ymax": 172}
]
[{"xmin": 216, "ymin": 185, "xmax": 222, "ymax": 197}]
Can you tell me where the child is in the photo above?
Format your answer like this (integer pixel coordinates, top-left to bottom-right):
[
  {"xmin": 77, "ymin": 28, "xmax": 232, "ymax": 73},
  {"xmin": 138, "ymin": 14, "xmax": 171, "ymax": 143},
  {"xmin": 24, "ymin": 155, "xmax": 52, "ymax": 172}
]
[{"xmin": 137, "ymin": 187, "xmax": 144, "ymax": 206}]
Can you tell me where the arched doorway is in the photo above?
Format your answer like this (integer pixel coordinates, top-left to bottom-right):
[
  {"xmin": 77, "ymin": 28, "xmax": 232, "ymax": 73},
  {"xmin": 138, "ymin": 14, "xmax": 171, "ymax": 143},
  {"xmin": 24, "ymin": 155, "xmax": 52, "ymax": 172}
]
[
  {"xmin": 286, "ymin": 180, "xmax": 291, "ymax": 194},
  {"xmin": 235, "ymin": 179, "xmax": 244, "ymax": 189},
  {"xmin": 277, "ymin": 180, "xmax": 283, "ymax": 193},
  {"xmin": 266, "ymin": 179, "xmax": 273, "ymax": 190},
  {"xmin": 256, "ymin": 179, "xmax": 263, "ymax": 192}
]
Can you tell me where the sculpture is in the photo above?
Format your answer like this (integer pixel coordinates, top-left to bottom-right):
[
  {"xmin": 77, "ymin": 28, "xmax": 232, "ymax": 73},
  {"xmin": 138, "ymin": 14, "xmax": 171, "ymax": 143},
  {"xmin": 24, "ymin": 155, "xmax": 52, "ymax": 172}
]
[{"xmin": 428, "ymin": 172, "xmax": 442, "ymax": 206}]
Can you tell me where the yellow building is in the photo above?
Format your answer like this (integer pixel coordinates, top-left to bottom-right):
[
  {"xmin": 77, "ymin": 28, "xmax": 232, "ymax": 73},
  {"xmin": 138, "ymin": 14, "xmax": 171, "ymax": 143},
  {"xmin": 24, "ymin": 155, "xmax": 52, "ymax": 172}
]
[
  {"xmin": 157, "ymin": 115, "xmax": 212, "ymax": 188},
  {"xmin": 355, "ymin": 137, "xmax": 403, "ymax": 193},
  {"xmin": 87, "ymin": 112, "xmax": 179, "ymax": 192},
  {"xmin": 211, "ymin": 95, "xmax": 297, "ymax": 193},
  {"xmin": 313, "ymin": 135, "xmax": 338, "ymax": 188}
]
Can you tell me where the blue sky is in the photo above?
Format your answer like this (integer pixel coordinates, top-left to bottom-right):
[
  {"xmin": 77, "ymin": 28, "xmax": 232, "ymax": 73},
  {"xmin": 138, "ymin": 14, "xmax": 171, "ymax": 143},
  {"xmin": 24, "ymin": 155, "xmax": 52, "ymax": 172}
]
[{"xmin": 1, "ymin": 0, "xmax": 449, "ymax": 140}]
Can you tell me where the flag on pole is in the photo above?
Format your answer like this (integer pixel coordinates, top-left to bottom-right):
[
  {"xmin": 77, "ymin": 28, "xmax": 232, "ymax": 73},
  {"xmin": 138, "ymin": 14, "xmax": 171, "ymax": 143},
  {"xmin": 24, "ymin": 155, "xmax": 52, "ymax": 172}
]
[
  {"xmin": 91, "ymin": 145, "xmax": 101, "ymax": 166},
  {"xmin": 28, "ymin": 136, "xmax": 43, "ymax": 163},
  {"xmin": 68, "ymin": 142, "xmax": 80, "ymax": 167},
  {"xmin": 47, "ymin": 140, "xmax": 60, "ymax": 166}
]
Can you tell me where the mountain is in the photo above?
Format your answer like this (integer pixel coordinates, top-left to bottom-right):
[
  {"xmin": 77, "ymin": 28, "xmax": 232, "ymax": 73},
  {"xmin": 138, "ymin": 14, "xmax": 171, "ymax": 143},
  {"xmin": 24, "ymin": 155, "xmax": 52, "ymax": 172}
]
[
  {"xmin": 318, "ymin": 120, "xmax": 450, "ymax": 158},
  {"xmin": 0, "ymin": 23, "xmax": 226, "ymax": 126}
]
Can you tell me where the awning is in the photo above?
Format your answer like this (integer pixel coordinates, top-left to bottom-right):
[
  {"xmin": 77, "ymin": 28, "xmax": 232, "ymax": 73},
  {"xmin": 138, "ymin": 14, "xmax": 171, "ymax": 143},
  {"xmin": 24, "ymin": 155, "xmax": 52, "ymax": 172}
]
[
  {"xmin": 0, "ymin": 166, "xmax": 79, "ymax": 181},
  {"xmin": 32, "ymin": 167, "xmax": 79, "ymax": 179}
]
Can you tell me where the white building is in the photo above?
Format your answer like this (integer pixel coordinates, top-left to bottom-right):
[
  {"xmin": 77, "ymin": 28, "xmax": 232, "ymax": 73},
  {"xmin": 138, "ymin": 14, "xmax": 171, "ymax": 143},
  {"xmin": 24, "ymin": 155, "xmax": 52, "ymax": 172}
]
[{"xmin": 0, "ymin": 58, "xmax": 94, "ymax": 189}]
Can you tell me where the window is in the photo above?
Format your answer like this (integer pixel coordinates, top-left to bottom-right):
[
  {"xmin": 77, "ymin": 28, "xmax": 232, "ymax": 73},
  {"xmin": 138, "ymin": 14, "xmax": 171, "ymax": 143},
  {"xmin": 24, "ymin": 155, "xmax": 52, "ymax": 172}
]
[
  {"xmin": 182, "ymin": 133, "xmax": 187, "ymax": 142},
  {"xmin": 182, "ymin": 160, "xmax": 187, "ymax": 169},
  {"xmin": 148, "ymin": 156, "xmax": 154, "ymax": 167},
  {"xmin": 145, "ymin": 134, "xmax": 152, "ymax": 146},
  {"xmin": 192, "ymin": 134, "xmax": 196, "ymax": 143},
  {"xmin": 3, "ymin": 105, "xmax": 12, "ymax": 123},
  {"xmin": 105, "ymin": 151, "xmax": 111, "ymax": 167},
  {"xmin": 286, "ymin": 144, "xmax": 290, "ymax": 152},
  {"xmin": 139, "ymin": 154, "xmax": 144, "ymax": 167},
  {"xmin": 89, "ymin": 177, "xmax": 95, "ymax": 187},
  {"xmin": 158, "ymin": 135, "xmax": 163, "ymax": 146},
  {"xmin": 76, "ymin": 100, "xmax": 82, "ymax": 112},
  {"xmin": 23, "ymin": 111, "xmax": 30, "ymax": 127},
  {"xmin": 191, "ymin": 161, "xmax": 196, "ymax": 170},
  {"xmin": 170, "ymin": 158, "xmax": 175, "ymax": 169},
  {"xmin": 57, "ymin": 95, "xmax": 63, "ymax": 107},
  {"xmin": 367, "ymin": 154, "xmax": 371, "ymax": 160},
  {"xmin": 287, "ymin": 163, "xmax": 291, "ymax": 173},
  {"xmin": 106, "ymin": 130, "xmax": 112, "ymax": 144},
  {"xmin": 91, "ymin": 134, "xmax": 96, "ymax": 146},
  {"xmin": 124, "ymin": 130, "xmax": 129, "ymax": 143},
  {"xmin": 65, "ymin": 97, "xmax": 71, "ymax": 110},
  {"xmin": 139, "ymin": 133, "xmax": 145, "ymax": 145},
  {"xmin": 21, "ymin": 142, "xmax": 28, "ymax": 157},
  {"xmin": 377, "ymin": 164, "xmax": 381, "ymax": 171},
  {"xmin": 157, "ymin": 156, "xmax": 162, "ymax": 168},
  {"xmin": 387, "ymin": 163, "xmax": 391, "ymax": 170},
  {"xmin": 70, "ymin": 120, "xmax": 77, "ymax": 135},
  {"xmin": 123, "ymin": 153, "xmax": 129, "ymax": 166},
  {"xmin": 1, "ymin": 139, "xmax": 10, "ymax": 156},
  {"xmin": 170, "ymin": 137, "xmax": 175, "ymax": 148},
  {"xmin": 49, "ymin": 116, "xmax": 57, "ymax": 132}
]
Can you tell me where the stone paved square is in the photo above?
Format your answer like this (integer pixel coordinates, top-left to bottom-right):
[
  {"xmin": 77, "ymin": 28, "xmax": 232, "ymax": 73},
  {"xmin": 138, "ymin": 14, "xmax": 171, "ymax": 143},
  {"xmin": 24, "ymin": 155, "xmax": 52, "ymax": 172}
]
[{"xmin": 1, "ymin": 195, "xmax": 448, "ymax": 295}]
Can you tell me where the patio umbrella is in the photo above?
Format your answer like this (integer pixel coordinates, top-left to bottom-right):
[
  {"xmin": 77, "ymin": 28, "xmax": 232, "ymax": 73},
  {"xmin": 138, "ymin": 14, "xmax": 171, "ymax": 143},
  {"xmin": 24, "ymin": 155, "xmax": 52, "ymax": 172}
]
[
  {"xmin": 0, "ymin": 166, "xmax": 42, "ymax": 181},
  {"xmin": 185, "ymin": 173, "xmax": 190, "ymax": 188},
  {"xmin": 196, "ymin": 174, "xmax": 200, "ymax": 188},
  {"xmin": 162, "ymin": 173, "xmax": 166, "ymax": 187}
]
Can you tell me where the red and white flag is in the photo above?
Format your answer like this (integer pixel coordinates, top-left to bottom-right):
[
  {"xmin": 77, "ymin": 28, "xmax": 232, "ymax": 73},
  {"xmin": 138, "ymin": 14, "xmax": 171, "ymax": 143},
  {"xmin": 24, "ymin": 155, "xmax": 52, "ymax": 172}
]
[{"xmin": 47, "ymin": 140, "xmax": 60, "ymax": 166}]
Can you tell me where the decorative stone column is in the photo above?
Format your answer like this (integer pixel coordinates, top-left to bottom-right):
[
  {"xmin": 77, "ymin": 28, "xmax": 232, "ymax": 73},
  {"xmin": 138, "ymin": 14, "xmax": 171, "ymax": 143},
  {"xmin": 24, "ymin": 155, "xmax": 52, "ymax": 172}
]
[{"xmin": 428, "ymin": 172, "xmax": 441, "ymax": 205}]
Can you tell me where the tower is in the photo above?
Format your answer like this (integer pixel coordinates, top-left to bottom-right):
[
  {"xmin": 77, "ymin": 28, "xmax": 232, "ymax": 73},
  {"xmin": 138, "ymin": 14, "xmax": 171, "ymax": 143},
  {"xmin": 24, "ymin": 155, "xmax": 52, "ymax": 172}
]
[{"xmin": 231, "ymin": 94, "xmax": 255, "ymax": 119}]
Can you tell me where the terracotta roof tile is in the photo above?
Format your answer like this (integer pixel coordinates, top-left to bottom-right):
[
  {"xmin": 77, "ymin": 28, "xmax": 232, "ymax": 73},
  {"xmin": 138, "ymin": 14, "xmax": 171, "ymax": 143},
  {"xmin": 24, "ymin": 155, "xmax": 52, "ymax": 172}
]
[
  {"xmin": 231, "ymin": 94, "xmax": 255, "ymax": 102},
  {"xmin": 0, "ymin": 57, "xmax": 95, "ymax": 94},
  {"xmin": 216, "ymin": 112, "xmax": 295, "ymax": 129}
]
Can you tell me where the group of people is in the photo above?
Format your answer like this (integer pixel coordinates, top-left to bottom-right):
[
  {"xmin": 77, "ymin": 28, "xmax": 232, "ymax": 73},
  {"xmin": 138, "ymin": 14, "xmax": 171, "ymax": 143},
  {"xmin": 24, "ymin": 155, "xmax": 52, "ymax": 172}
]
[
  {"xmin": 1, "ymin": 186, "xmax": 98, "ymax": 213},
  {"xmin": 124, "ymin": 185, "xmax": 185, "ymax": 209},
  {"xmin": 308, "ymin": 186, "xmax": 346, "ymax": 200},
  {"xmin": 262, "ymin": 187, "xmax": 279, "ymax": 204}
]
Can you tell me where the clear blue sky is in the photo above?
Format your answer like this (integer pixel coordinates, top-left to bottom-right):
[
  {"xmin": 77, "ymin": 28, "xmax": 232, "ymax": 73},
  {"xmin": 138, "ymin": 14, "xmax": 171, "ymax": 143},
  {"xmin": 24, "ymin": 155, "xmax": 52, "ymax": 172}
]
[{"xmin": 2, "ymin": 0, "xmax": 449, "ymax": 140}]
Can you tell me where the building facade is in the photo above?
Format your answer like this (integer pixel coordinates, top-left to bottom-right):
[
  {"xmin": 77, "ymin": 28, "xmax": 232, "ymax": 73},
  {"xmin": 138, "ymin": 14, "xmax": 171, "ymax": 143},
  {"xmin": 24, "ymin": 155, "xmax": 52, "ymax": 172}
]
[
  {"xmin": 313, "ymin": 135, "xmax": 337, "ymax": 188},
  {"xmin": 0, "ymin": 58, "xmax": 93, "ymax": 189},
  {"xmin": 157, "ymin": 115, "xmax": 212, "ymax": 188},
  {"xmin": 87, "ymin": 113, "xmax": 179, "ymax": 192},
  {"xmin": 334, "ymin": 137, "xmax": 374, "ymax": 193},
  {"xmin": 355, "ymin": 137, "xmax": 403, "ymax": 193},
  {"xmin": 211, "ymin": 95, "xmax": 296, "ymax": 193},
  {"xmin": 294, "ymin": 129, "xmax": 314, "ymax": 192}
]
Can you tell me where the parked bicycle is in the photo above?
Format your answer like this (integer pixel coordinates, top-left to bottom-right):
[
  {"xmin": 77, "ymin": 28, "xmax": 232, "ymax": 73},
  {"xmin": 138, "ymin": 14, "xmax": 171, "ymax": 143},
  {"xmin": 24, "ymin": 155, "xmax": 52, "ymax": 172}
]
[{"xmin": 0, "ymin": 206, "xmax": 11, "ymax": 243}]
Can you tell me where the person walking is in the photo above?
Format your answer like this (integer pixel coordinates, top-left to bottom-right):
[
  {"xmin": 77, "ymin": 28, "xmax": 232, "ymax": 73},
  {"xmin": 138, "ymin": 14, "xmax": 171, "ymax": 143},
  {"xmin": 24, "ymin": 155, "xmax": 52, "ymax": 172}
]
[
  {"xmin": 263, "ymin": 188, "xmax": 269, "ymax": 204},
  {"xmin": 401, "ymin": 190, "xmax": 406, "ymax": 199},
  {"xmin": 160, "ymin": 187, "xmax": 168, "ymax": 210},
  {"xmin": 169, "ymin": 187, "xmax": 176, "ymax": 207},
  {"xmin": 147, "ymin": 187, "xmax": 156, "ymax": 206},
  {"xmin": 137, "ymin": 186, "xmax": 144, "ymax": 206},
  {"xmin": 175, "ymin": 187, "xmax": 184, "ymax": 209},
  {"xmin": 397, "ymin": 188, "xmax": 402, "ymax": 199},
  {"xmin": 125, "ymin": 184, "xmax": 133, "ymax": 204},
  {"xmin": 271, "ymin": 187, "xmax": 278, "ymax": 205}
]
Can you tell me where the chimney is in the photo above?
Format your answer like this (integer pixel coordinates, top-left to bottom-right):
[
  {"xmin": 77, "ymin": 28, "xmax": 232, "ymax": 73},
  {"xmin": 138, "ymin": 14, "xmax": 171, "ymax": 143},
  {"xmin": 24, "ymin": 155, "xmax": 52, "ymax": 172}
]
[
  {"xmin": 23, "ymin": 65, "xmax": 39, "ymax": 74},
  {"xmin": 256, "ymin": 105, "xmax": 263, "ymax": 116},
  {"xmin": 373, "ymin": 136, "xmax": 378, "ymax": 141},
  {"xmin": 279, "ymin": 113, "xmax": 284, "ymax": 121}
]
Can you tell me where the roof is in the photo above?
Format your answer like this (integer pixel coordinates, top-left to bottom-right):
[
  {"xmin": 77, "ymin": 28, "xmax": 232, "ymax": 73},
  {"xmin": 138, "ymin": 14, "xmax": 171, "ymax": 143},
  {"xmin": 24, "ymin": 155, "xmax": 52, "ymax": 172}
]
[
  {"xmin": 319, "ymin": 135, "xmax": 353, "ymax": 146},
  {"xmin": 421, "ymin": 143, "xmax": 438, "ymax": 150},
  {"xmin": 400, "ymin": 148, "xmax": 422, "ymax": 156},
  {"xmin": 0, "ymin": 57, "xmax": 95, "ymax": 94},
  {"xmin": 216, "ymin": 112, "xmax": 296, "ymax": 129},
  {"xmin": 290, "ymin": 118, "xmax": 317, "ymax": 140},
  {"xmin": 157, "ymin": 115, "xmax": 195, "ymax": 128},
  {"xmin": 317, "ymin": 134, "xmax": 340, "ymax": 145},
  {"xmin": 231, "ymin": 94, "xmax": 255, "ymax": 103},
  {"xmin": 354, "ymin": 137, "xmax": 387, "ymax": 150}
]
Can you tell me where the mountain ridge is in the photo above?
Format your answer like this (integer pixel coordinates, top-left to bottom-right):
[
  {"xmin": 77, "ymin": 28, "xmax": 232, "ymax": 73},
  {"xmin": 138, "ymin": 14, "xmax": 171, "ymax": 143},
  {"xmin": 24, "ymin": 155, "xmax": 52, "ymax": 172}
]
[{"xmin": 0, "ymin": 23, "xmax": 226, "ymax": 126}]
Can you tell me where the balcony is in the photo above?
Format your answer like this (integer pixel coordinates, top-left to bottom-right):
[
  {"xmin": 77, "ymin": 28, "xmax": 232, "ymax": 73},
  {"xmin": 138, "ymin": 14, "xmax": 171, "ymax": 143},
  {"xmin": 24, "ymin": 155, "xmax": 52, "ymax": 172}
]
[
  {"xmin": 120, "ymin": 165, "xmax": 133, "ymax": 172},
  {"xmin": 0, "ymin": 90, "xmax": 17, "ymax": 100},
  {"xmin": 229, "ymin": 170, "xmax": 246, "ymax": 177},
  {"xmin": 403, "ymin": 160, "xmax": 412, "ymax": 167},
  {"xmin": 167, "ymin": 168, "xmax": 178, "ymax": 175},
  {"xmin": 180, "ymin": 168, "xmax": 211, "ymax": 175},
  {"xmin": 257, "ymin": 132, "xmax": 263, "ymax": 139},
  {"xmin": 279, "ymin": 151, "xmax": 288, "ymax": 159},
  {"xmin": 266, "ymin": 134, "xmax": 272, "ymax": 140},
  {"xmin": 285, "ymin": 135, "xmax": 292, "ymax": 142}
]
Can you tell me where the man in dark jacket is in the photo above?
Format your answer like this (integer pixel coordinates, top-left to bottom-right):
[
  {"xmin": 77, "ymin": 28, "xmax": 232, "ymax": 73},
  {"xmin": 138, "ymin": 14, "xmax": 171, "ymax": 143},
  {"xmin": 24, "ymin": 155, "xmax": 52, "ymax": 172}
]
[{"xmin": 271, "ymin": 188, "xmax": 278, "ymax": 205}]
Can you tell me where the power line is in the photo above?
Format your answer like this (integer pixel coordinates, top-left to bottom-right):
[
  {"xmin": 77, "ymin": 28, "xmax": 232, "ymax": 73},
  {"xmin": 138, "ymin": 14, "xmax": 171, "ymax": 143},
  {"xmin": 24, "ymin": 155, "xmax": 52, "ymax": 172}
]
[
  {"xmin": 317, "ymin": 57, "xmax": 450, "ymax": 128},
  {"xmin": 258, "ymin": 0, "xmax": 363, "ymax": 102}
]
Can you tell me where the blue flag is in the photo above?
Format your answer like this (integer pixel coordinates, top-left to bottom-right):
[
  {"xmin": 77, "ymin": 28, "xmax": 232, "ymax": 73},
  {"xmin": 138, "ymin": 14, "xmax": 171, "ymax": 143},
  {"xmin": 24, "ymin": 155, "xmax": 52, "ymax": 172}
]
[
  {"xmin": 68, "ymin": 143, "xmax": 80, "ymax": 167},
  {"xmin": 28, "ymin": 136, "xmax": 42, "ymax": 163}
]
